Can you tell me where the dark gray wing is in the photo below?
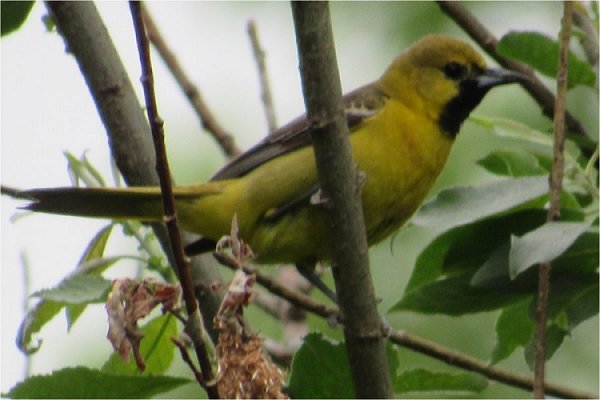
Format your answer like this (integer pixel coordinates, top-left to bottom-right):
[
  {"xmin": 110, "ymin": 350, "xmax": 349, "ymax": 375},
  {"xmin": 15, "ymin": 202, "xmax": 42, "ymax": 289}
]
[{"xmin": 210, "ymin": 82, "xmax": 387, "ymax": 181}]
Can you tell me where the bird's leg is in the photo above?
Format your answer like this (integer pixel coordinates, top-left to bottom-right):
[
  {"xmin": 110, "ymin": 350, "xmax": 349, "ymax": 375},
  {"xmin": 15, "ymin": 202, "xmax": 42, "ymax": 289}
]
[{"xmin": 295, "ymin": 260, "xmax": 338, "ymax": 303}]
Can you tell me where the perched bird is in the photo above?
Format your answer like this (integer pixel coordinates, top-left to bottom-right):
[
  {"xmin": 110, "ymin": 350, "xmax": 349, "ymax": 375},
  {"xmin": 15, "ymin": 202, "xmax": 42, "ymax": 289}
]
[{"xmin": 20, "ymin": 34, "xmax": 524, "ymax": 265}]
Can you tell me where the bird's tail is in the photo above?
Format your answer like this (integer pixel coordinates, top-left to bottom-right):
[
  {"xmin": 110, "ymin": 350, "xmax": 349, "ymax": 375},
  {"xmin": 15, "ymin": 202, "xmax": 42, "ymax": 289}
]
[{"xmin": 20, "ymin": 184, "xmax": 224, "ymax": 223}]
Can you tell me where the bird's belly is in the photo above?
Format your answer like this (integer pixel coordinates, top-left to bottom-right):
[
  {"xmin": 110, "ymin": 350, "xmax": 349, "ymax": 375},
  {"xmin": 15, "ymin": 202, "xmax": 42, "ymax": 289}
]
[{"xmin": 238, "ymin": 110, "xmax": 453, "ymax": 263}]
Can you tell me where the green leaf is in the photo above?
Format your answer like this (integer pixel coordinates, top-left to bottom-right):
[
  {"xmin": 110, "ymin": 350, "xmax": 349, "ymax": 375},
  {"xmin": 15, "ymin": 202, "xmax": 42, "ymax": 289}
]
[
  {"xmin": 509, "ymin": 220, "xmax": 593, "ymax": 278},
  {"xmin": 491, "ymin": 300, "xmax": 535, "ymax": 364},
  {"xmin": 391, "ymin": 273, "xmax": 528, "ymax": 315},
  {"xmin": 102, "ymin": 314, "xmax": 177, "ymax": 375},
  {"xmin": 5, "ymin": 366, "xmax": 190, "ymax": 399},
  {"xmin": 413, "ymin": 176, "xmax": 548, "ymax": 231},
  {"xmin": 393, "ymin": 369, "xmax": 487, "ymax": 394},
  {"xmin": 64, "ymin": 151, "xmax": 105, "ymax": 187},
  {"xmin": 564, "ymin": 284, "xmax": 599, "ymax": 331},
  {"xmin": 32, "ymin": 275, "xmax": 111, "ymax": 304},
  {"xmin": 546, "ymin": 272, "xmax": 598, "ymax": 325},
  {"xmin": 69, "ymin": 224, "xmax": 114, "ymax": 328},
  {"xmin": 287, "ymin": 333, "xmax": 354, "ymax": 399},
  {"xmin": 497, "ymin": 31, "xmax": 596, "ymax": 88},
  {"xmin": 406, "ymin": 209, "xmax": 549, "ymax": 293},
  {"xmin": 469, "ymin": 242, "xmax": 511, "ymax": 288},
  {"xmin": 16, "ymin": 300, "xmax": 63, "ymax": 354},
  {"xmin": 477, "ymin": 151, "xmax": 548, "ymax": 177},
  {"xmin": 386, "ymin": 341, "xmax": 400, "ymax": 375},
  {"xmin": 78, "ymin": 224, "xmax": 114, "ymax": 266},
  {"xmin": 524, "ymin": 323, "xmax": 569, "ymax": 369},
  {"xmin": 471, "ymin": 116, "xmax": 553, "ymax": 148},
  {"xmin": 552, "ymin": 231, "xmax": 599, "ymax": 274},
  {"xmin": 19, "ymin": 225, "xmax": 118, "ymax": 345},
  {"xmin": 65, "ymin": 304, "xmax": 87, "ymax": 331},
  {"xmin": 1, "ymin": 1, "xmax": 34, "ymax": 36}
]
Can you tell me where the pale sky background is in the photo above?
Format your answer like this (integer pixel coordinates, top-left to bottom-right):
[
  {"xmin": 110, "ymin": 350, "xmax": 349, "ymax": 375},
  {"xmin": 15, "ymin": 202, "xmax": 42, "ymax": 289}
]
[
  {"xmin": 1, "ymin": 2, "xmax": 395, "ymax": 391},
  {"xmin": 2, "ymin": 1, "xmax": 596, "ymax": 395}
]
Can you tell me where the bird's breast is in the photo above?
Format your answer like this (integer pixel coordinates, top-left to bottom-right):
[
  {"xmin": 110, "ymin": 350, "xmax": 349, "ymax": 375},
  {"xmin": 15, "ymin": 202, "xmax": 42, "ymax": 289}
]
[{"xmin": 351, "ymin": 100, "xmax": 454, "ymax": 244}]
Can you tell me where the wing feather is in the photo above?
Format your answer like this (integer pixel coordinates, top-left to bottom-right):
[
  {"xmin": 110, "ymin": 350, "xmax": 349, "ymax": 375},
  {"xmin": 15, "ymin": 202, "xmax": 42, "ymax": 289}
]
[{"xmin": 210, "ymin": 82, "xmax": 387, "ymax": 181}]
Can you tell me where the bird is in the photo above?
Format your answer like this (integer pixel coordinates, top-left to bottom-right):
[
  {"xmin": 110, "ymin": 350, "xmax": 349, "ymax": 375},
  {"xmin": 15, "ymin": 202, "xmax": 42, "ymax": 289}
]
[{"xmin": 18, "ymin": 34, "xmax": 524, "ymax": 266}]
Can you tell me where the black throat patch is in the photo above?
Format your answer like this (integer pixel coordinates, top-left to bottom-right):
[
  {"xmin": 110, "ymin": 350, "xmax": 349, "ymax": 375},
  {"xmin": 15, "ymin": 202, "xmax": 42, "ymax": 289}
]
[{"xmin": 438, "ymin": 80, "xmax": 490, "ymax": 137}]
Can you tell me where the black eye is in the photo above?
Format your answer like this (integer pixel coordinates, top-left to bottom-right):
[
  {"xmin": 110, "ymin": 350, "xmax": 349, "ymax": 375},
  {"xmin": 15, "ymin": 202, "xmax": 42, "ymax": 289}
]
[{"xmin": 443, "ymin": 62, "xmax": 467, "ymax": 80}]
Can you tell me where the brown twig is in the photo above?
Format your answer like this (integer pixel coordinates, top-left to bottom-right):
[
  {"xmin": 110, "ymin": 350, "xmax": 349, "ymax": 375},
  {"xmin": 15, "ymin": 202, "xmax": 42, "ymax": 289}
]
[
  {"xmin": 44, "ymin": 2, "xmax": 224, "ymax": 344},
  {"xmin": 572, "ymin": 4, "xmax": 599, "ymax": 70},
  {"xmin": 533, "ymin": 2, "xmax": 573, "ymax": 398},
  {"xmin": 217, "ymin": 256, "xmax": 339, "ymax": 319},
  {"xmin": 140, "ymin": 3, "xmax": 240, "ymax": 158},
  {"xmin": 247, "ymin": 20, "xmax": 278, "ymax": 134},
  {"xmin": 388, "ymin": 330, "xmax": 594, "ymax": 399},
  {"xmin": 217, "ymin": 259, "xmax": 595, "ymax": 399},
  {"xmin": 436, "ymin": 1, "xmax": 590, "ymax": 142},
  {"xmin": 172, "ymin": 337, "xmax": 207, "ymax": 388},
  {"xmin": 129, "ymin": 3, "xmax": 217, "ymax": 398}
]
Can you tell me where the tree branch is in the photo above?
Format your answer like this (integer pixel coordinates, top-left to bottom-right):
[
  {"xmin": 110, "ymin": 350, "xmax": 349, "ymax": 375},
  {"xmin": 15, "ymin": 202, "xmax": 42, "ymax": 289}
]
[
  {"xmin": 533, "ymin": 2, "xmax": 573, "ymax": 398},
  {"xmin": 220, "ymin": 260, "xmax": 596, "ymax": 399},
  {"xmin": 247, "ymin": 20, "xmax": 278, "ymax": 134},
  {"xmin": 129, "ymin": 3, "xmax": 217, "ymax": 398},
  {"xmin": 290, "ymin": 2, "xmax": 392, "ymax": 397},
  {"xmin": 140, "ymin": 3, "xmax": 240, "ymax": 158},
  {"xmin": 436, "ymin": 1, "xmax": 590, "ymax": 143},
  {"xmin": 44, "ymin": 1, "xmax": 223, "ymax": 343},
  {"xmin": 572, "ymin": 4, "xmax": 598, "ymax": 71}
]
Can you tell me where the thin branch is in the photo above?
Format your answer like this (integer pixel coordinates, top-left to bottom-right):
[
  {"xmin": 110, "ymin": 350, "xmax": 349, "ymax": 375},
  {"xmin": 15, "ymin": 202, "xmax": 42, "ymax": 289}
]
[
  {"xmin": 129, "ymin": 3, "xmax": 217, "ymax": 398},
  {"xmin": 291, "ymin": 2, "xmax": 393, "ymax": 397},
  {"xmin": 140, "ymin": 3, "xmax": 240, "ymax": 158},
  {"xmin": 247, "ymin": 20, "xmax": 278, "ymax": 134},
  {"xmin": 534, "ymin": 2, "xmax": 573, "ymax": 398},
  {"xmin": 572, "ymin": 5, "xmax": 599, "ymax": 70},
  {"xmin": 217, "ymin": 256, "xmax": 339, "ymax": 319},
  {"xmin": 218, "ymin": 260, "xmax": 596, "ymax": 399},
  {"xmin": 388, "ymin": 330, "xmax": 594, "ymax": 399},
  {"xmin": 436, "ymin": 1, "xmax": 590, "ymax": 142},
  {"xmin": 172, "ymin": 337, "xmax": 207, "ymax": 389},
  {"xmin": 44, "ymin": 1, "xmax": 224, "ymax": 343}
]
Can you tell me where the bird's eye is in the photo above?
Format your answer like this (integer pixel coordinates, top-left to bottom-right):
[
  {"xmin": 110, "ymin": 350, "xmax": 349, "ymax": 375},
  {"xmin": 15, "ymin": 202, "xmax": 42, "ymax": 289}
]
[{"xmin": 443, "ymin": 62, "xmax": 468, "ymax": 80}]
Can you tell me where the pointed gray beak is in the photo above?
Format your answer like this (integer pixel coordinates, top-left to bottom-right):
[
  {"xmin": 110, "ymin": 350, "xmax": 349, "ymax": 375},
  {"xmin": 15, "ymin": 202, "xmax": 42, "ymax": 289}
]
[{"xmin": 476, "ymin": 68, "xmax": 528, "ymax": 89}]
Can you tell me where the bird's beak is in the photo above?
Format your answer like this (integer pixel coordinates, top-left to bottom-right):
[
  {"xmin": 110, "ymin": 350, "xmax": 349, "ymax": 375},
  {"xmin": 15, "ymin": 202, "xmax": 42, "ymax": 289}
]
[{"xmin": 476, "ymin": 68, "xmax": 527, "ymax": 90}]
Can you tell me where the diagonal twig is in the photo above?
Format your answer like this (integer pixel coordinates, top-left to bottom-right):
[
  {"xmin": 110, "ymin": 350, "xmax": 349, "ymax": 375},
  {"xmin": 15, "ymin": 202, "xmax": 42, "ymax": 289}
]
[
  {"xmin": 217, "ymin": 259, "xmax": 596, "ymax": 399},
  {"xmin": 437, "ymin": 1, "xmax": 590, "ymax": 143},
  {"xmin": 140, "ymin": 3, "xmax": 240, "ymax": 158},
  {"xmin": 247, "ymin": 20, "xmax": 278, "ymax": 134}
]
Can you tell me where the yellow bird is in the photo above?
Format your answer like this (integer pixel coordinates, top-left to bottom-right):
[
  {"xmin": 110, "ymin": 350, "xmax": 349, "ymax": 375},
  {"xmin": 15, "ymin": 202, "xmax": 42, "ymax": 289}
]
[{"xmin": 20, "ymin": 35, "xmax": 524, "ymax": 264}]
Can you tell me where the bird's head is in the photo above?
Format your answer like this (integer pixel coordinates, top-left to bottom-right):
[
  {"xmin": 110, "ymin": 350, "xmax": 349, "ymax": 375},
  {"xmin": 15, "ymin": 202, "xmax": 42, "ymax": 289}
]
[{"xmin": 379, "ymin": 34, "xmax": 526, "ymax": 136}]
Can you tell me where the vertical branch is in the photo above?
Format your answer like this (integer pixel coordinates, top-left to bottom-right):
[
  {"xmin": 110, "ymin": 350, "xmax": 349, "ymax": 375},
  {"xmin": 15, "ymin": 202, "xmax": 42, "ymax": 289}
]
[
  {"xmin": 290, "ymin": 2, "xmax": 392, "ymax": 398},
  {"xmin": 247, "ymin": 20, "xmax": 278, "ymax": 134},
  {"xmin": 44, "ymin": 1, "xmax": 224, "ymax": 343},
  {"xmin": 129, "ymin": 3, "xmax": 218, "ymax": 398},
  {"xmin": 533, "ymin": 2, "xmax": 573, "ymax": 398}
]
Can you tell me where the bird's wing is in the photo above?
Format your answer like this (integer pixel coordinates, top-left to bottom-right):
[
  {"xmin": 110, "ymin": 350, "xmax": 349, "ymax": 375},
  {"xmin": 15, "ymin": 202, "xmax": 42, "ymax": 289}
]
[{"xmin": 210, "ymin": 82, "xmax": 387, "ymax": 181}]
